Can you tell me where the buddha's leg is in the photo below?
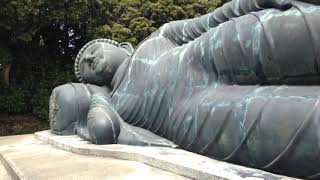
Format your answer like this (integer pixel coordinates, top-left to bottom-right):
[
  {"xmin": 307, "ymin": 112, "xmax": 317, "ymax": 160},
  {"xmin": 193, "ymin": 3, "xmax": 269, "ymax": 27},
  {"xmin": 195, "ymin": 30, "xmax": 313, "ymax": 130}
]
[
  {"xmin": 174, "ymin": 2, "xmax": 320, "ymax": 85},
  {"xmin": 168, "ymin": 85, "xmax": 320, "ymax": 178},
  {"xmin": 161, "ymin": 0, "xmax": 292, "ymax": 45}
]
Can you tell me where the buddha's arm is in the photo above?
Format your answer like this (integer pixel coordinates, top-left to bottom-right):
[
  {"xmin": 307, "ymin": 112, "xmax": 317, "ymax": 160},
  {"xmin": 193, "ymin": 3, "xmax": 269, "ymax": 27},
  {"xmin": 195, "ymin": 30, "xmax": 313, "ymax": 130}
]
[
  {"xmin": 161, "ymin": 0, "xmax": 292, "ymax": 45},
  {"xmin": 162, "ymin": 2, "xmax": 320, "ymax": 85},
  {"xmin": 85, "ymin": 94, "xmax": 121, "ymax": 144},
  {"xmin": 49, "ymin": 82, "xmax": 175, "ymax": 146},
  {"xmin": 86, "ymin": 94, "xmax": 177, "ymax": 147}
]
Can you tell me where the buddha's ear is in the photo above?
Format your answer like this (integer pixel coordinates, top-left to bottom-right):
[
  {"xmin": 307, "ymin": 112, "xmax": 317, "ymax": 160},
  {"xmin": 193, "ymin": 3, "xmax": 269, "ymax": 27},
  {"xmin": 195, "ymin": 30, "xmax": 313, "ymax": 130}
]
[{"xmin": 119, "ymin": 42, "xmax": 134, "ymax": 54}]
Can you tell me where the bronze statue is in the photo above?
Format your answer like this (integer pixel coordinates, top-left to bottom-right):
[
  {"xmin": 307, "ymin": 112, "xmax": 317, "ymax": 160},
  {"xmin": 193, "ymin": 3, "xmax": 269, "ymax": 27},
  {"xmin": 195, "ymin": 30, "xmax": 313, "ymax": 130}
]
[{"xmin": 49, "ymin": 0, "xmax": 320, "ymax": 178}]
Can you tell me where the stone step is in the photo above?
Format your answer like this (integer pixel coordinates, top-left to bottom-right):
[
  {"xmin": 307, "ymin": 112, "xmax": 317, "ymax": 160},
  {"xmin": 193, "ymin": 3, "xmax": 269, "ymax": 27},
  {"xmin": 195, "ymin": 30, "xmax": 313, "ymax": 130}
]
[
  {"xmin": 35, "ymin": 130, "xmax": 298, "ymax": 180},
  {"xmin": 0, "ymin": 160, "xmax": 12, "ymax": 180},
  {"xmin": 0, "ymin": 134, "xmax": 189, "ymax": 180}
]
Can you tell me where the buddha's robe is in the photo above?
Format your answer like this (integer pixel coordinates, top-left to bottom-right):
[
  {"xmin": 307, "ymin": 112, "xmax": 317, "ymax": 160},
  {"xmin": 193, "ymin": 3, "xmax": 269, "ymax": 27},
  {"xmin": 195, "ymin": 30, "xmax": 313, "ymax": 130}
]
[{"xmin": 110, "ymin": 1, "xmax": 320, "ymax": 178}]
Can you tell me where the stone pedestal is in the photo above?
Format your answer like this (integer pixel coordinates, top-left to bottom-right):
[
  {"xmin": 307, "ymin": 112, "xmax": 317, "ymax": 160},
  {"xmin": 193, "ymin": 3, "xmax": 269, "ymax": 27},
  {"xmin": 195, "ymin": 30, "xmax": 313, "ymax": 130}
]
[{"xmin": 34, "ymin": 131, "xmax": 298, "ymax": 180}]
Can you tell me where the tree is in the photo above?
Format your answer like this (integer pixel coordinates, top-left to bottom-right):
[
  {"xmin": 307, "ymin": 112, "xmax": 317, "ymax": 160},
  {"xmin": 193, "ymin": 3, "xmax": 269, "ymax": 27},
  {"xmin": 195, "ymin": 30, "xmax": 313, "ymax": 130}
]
[{"xmin": 0, "ymin": 0, "xmax": 223, "ymax": 120}]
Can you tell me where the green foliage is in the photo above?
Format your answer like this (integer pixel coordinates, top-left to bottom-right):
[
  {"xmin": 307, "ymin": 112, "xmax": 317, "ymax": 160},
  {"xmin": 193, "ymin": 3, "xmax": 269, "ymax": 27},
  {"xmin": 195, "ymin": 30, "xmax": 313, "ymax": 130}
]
[
  {"xmin": 0, "ymin": 0, "xmax": 42, "ymax": 43},
  {"xmin": 0, "ymin": 48, "xmax": 13, "ymax": 65},
  {"xmin": 174, "ymin": 0, "xmax": 222, "ymax": 17},
  {"xmin": 0, "ymin": 85, "xmax": 31, "ymax": 114},
  {"xmin": 128, "ymin": 17, "xmax": 156, "ymax": 45},
  {"xmin": 140, "ymin": 0, "xmax": 186, "ymax": 27},
  {"xmin": 0, "ymin": 69, "xmax": 76, "ymax": 120},
  {"xmin": 94, "ymin": 23, "xmax": 138, "ymax": 45},
  {"xmin": 30, "ymin": 70, "xmax": 76, "ymax": 120},
  {"xmin": 0, "ymin": 0, "xmax": 223, "ymax": 121}
]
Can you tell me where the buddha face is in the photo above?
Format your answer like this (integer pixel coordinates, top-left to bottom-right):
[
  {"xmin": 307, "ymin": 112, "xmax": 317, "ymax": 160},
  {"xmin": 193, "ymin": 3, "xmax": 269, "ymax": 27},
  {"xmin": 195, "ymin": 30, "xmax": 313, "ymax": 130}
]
[{"xmin": 78, "ymin": 42, "xmax": 130, "ymax": 86}]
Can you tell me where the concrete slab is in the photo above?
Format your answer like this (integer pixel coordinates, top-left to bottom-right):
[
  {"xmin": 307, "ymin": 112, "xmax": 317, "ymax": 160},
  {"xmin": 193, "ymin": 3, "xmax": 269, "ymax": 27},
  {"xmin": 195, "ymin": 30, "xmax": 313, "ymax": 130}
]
[
  {"xmin": 0, "ymin": 160, "xmax": 12, "ymax": 180},
  {"xmin": 35, "ymin": 130, "xmax": 298, "ymax": 180},
  {"xmin": 0, "ymin": 134, "xmax": 34, "ymax": 146},
  {"xmin": 0, "ymin": 134, "xmax": 189, "ymax": 180}
]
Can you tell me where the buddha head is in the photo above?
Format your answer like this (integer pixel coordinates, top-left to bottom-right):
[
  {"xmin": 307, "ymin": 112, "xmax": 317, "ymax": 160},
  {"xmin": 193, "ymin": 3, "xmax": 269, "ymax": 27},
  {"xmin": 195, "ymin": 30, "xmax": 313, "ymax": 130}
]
[{"xmin": 74, "ymin": 39, "xmax": 133, "ymax": 86}]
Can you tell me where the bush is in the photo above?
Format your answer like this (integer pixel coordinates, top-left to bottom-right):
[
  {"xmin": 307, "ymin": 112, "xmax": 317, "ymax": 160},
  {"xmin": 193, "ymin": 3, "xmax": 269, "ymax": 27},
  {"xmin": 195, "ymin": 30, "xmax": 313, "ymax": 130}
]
[
  {"xmin": 31, "ymin": 70, "xmax": 76, "ymax": 121},
  {"xmin": 0, "ymin": 86, "xmax": 31, "ymax": 114}
]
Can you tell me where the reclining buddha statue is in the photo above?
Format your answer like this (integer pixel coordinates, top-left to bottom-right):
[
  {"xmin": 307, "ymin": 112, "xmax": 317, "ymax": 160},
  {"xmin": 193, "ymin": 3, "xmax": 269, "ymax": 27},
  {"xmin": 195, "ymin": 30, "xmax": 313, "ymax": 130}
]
[{"xmin": 49, "ymin": 0, "xmax": 320, "ymax": 178}]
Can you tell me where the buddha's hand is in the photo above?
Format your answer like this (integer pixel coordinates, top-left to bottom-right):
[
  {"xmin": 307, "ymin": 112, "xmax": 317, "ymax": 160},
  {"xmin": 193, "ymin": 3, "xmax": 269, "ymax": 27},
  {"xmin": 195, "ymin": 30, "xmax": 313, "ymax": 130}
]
[
  {"xmin": 86, "ymin": 95, "xmax": 121, "ymax": 144},
  {"xmin": 50, "ymin": 83, "xmax": 91, "ymax": 135}
]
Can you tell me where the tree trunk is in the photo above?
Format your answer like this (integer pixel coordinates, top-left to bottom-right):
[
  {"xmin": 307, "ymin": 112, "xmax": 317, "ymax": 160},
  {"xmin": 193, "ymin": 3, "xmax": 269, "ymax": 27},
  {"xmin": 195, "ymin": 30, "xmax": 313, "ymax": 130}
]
[{"xmin": 3, "ymin": 63, "xmax": 11, "ymax": 85}]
